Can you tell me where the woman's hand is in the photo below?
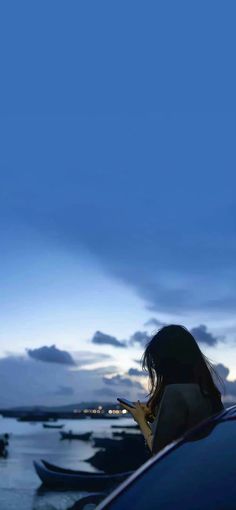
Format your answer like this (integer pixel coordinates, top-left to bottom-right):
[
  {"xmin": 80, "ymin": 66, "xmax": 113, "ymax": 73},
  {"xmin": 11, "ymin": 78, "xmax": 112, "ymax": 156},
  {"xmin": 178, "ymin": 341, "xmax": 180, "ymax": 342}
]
[
  {"xmin": 119, "ymin": 400, "xmax": 147, "ymax": 424},
  {"xmin": 139, "ymin": 402, "xmax": 152, "ymax": 418}
]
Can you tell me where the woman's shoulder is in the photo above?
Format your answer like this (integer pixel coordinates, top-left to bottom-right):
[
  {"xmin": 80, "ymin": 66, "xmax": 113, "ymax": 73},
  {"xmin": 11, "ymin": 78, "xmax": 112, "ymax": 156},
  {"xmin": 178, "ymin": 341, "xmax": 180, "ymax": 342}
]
[
  {"xmin": 165, "ymin": 383, "xmax": 200, "ymax": 392},
  {"xmin": 160, "ymin": 384, "xmax": 189, "ymax": 403},
  {"xmin": 152, "ymin": 384, "xmax": 203, "ymax": 417},
  {"xmin": 163, "ymin": 383, "xmax": 215, "ymax": 407},
  {"xmin": 162, "ymin": 383, "xmax": 201, "ymax": 401},
  {"xmin": 152, "ymin": 385, "xmax": 188, "ymax": 422}
]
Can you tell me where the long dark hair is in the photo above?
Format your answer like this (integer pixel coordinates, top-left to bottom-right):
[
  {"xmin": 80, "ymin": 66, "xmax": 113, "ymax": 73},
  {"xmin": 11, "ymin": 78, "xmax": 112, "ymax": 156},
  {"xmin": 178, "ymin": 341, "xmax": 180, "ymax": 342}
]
[{"xmin": 141, "ymin": 324, "xmax": 224, "ymax": 420}]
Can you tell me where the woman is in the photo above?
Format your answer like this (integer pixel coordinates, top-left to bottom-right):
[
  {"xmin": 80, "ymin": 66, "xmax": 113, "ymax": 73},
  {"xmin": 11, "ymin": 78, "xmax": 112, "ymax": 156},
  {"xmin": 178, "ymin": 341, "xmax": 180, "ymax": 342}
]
[{"xmin": 119, "ymin": 324, "xmax": 225, "ymax": 456}]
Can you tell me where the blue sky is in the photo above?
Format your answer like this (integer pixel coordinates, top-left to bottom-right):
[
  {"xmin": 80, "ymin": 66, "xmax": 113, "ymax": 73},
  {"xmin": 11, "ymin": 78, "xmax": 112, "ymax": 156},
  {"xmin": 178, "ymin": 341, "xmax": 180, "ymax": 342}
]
[{"xmin": 0, "ymin": 1, "xmax": 236, "ymax": 406}]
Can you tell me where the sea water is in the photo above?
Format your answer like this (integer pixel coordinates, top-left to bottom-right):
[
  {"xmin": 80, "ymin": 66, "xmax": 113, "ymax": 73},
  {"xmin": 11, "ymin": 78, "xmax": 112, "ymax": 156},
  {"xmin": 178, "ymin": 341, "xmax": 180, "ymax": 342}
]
[{"xmin": 0, "ymin": 415, "xmax": 134, "ymax": 510}]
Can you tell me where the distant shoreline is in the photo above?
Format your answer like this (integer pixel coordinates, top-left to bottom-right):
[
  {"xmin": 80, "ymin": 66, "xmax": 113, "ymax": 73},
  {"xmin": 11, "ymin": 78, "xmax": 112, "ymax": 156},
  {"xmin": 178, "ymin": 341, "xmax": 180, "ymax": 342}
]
[{"xmin": 0, "ymin": 401, "xmax": 129, "ymax": 421}]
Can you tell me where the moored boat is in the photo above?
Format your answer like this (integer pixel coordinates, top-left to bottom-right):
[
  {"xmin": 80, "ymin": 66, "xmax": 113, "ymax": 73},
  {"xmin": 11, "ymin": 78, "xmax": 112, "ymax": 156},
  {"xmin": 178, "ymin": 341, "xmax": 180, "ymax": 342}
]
[
  {"xmin": 111, "ymin": 424, "xmax": 139, "ymax": 429},
  {"xmin": 43, "ymin": 423, "xmax": 64, "ymax": 429},
  {"xmin": 112, "ymin": 431, "xmax": 141, "ymax": 437},
  {"xmin": 33, "ymin": 459, "xmax": 134, "ymax": 490},
  {"xmin": 60, "ymin": 430, "xmax": 93, "ymax": 440}
]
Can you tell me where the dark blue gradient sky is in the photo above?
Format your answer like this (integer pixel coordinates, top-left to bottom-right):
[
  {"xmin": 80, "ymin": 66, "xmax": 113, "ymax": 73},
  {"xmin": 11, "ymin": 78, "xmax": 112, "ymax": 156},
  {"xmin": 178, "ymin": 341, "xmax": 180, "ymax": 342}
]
[{"xmin": 0, "ymin": 1, "xmax": 236, "ymax": 405}]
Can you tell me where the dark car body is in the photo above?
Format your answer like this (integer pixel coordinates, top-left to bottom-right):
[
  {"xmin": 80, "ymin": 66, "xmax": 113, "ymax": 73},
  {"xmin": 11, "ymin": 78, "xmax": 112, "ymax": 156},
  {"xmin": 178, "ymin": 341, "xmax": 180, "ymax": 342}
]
[{"xmin": 96, "ymin": 404, "xmax": 236, "ymax": 510}]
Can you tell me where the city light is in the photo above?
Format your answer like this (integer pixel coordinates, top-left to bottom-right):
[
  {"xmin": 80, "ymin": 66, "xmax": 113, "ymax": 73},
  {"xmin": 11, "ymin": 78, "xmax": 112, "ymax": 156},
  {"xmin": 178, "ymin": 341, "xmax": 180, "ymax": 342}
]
[{"xmin": 80, "ymin": 406, "xmax": 127, "ymax": 416}]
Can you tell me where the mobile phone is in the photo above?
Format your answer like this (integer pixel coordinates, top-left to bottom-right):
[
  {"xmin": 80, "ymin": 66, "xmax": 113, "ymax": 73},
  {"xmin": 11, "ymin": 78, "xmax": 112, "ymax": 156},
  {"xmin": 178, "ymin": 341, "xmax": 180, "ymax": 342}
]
[{"xmin": 117, "ymin": 397, "xmax": 136, "ymax": 408}]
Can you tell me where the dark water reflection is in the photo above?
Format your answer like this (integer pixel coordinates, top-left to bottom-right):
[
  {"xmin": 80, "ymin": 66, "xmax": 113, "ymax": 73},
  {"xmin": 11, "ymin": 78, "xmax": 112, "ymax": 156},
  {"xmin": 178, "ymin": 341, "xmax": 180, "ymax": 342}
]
[{"xmin": 0, "ymin": 416, "xmax": 133, "ymax": 510}]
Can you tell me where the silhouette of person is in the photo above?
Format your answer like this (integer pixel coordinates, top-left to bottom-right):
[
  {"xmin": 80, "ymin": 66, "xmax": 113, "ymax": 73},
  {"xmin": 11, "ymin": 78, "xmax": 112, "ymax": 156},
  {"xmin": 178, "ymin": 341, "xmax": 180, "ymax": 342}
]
[{"xmin": 119, "ymin": 324, "xmax": 224, "ymax": 456}]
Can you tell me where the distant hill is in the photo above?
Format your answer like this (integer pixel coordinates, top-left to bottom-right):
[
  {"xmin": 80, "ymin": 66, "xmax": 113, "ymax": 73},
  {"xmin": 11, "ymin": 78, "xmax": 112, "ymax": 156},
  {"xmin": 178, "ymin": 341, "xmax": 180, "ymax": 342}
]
[
  {"xmin": 1, "ymin": 399, "xmax": 235, "ymax": 414},
  {"xmin": 0, "ymin": 401, "xmax": 121, "ymax": 413}
]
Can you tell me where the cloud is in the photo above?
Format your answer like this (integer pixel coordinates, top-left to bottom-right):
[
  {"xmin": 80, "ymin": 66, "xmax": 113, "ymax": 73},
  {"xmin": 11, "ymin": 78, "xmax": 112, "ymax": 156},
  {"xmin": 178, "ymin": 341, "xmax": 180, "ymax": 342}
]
[
  {"xmin": 213, "ymin": 363, "xmax": 236, "ymax": 401},
  {"xmin": 27, "ymin": 345, "xmax": 76, "ymax": 365},
  {"xmin": 143, "ymin": 318, "xmax": 167, "ymax": 328},
  {"xmin": 94, "ymin": 383, "xmax": 146, "ymax": 401},
  {"xmin": 100, "ymin": 374, "xmax": 147, "ymax": 401},
  {"xmin": 73, "ymin": 351, "xmax": 112, "ymax": 363},
  {"xmin": 127, "ymin": 368, "xmax": 144, "ymax": 377},
  {"xmin": 91, "ymin": 331, "xmax": 127, "ymax": 348},
  {"xmin": 129, "ymin": 330, "xmax": 151, "ymax": 347},
  {"xmin": 81, "ymin": 365, "xmax": 120, "ymax": 373},
  {"xmin": 214, "ymin": 363, "xmax": 230, "ymax": 380},
  {"xmin": 72, "ymin": 351, "xmax": 114, "ymax": 369},
  {"xmin": 190, "ymin": 325, "xmax": 219, "ymax": 346},
  {"xmin": 129, "ymin": 324, "xmax": 220, "ymax": 348},
  {"xmin": 0, "ymin": 355, "xmax": 132, "ymax": 407},
  {"xmin": 0, "ymin": 353, "xmax": 234, "ymax": 409},
  {"xmin": 103, "ymin": 374, "xmax": 143, "ymax": 389}
]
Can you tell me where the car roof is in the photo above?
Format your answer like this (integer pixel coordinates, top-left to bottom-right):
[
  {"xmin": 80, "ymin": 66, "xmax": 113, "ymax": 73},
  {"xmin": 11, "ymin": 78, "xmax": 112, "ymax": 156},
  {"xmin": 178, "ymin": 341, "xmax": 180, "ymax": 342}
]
[{"xmin": 96, "ymin": 404, "xmax": 236, "ymax": 509}]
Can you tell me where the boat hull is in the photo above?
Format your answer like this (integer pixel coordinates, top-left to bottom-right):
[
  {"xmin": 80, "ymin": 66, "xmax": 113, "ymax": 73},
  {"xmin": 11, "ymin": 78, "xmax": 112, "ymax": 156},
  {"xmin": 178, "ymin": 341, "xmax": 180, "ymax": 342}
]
[
  {"xmin": 33, "ymin": 459, "xmax": 134, "ymax": 490},
  {"xmin": 60, "ymin": 431, "xmax": 92, "ymax": 440},
  {"xmin": 43, "ymin": 424, "xmax": 64, "ymax": 429}
]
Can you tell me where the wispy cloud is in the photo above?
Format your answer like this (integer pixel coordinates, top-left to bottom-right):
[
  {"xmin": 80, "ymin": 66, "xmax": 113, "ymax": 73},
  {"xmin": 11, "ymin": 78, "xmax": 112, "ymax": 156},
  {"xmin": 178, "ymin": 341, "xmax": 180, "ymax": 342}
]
[
  {"xmin": 103, "ymin": 374, "xmax": 143, "ymax": 389},
  {"xmin": 143, "ymin": 318, "xmax": 166, "ymax": 328},
  {"xmin": 91, "ymin": 331, "xmax": 127, "ymax": 348}
]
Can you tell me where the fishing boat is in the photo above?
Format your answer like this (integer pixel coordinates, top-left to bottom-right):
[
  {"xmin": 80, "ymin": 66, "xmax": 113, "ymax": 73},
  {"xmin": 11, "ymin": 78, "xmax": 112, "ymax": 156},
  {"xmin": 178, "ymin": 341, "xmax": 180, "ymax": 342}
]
[
  {"xmin": 33, "ymin": 459, "xmax": 134, "ymax": 490},
  {"xmin": 111, "ymin": 424, "xmax": 139, "ymax": 429},
  {"xmin": 43, "ymin": 423, "xmax": 64, "ymax": 429},
  {"xmin": 60, "ymin": 430, "xmax": 93, "ymax": 440},
  {"xmin": 112, "ymin": 431, "xmax": 141, "ymax": 437}
]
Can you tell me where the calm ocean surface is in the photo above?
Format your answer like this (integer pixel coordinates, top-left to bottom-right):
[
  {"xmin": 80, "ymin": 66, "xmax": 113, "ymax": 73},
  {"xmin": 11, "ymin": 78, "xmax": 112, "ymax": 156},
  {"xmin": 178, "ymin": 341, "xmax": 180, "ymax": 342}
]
[{"xmin": 0, "ymin": 415, "xmax": 134, "ymax": 510}]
